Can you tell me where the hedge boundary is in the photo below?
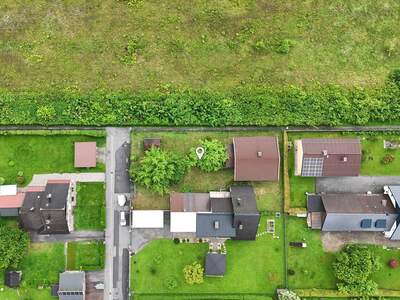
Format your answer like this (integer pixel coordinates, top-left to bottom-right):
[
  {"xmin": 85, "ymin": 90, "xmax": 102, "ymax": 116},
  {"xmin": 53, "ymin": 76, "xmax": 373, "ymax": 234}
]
[
  {"xmin": 295, "ymin": 288, "xmax": 400, "ymax": 298},
  {"xmin": 1, "ymin": 81, "xmax": 400, "ymax": 126}
]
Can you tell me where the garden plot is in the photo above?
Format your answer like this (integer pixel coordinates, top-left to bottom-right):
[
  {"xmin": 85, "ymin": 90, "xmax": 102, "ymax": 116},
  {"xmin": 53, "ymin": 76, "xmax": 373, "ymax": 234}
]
[{"xmin": 131, "ymin": 131, "xmax": 282, "ymax": 212}]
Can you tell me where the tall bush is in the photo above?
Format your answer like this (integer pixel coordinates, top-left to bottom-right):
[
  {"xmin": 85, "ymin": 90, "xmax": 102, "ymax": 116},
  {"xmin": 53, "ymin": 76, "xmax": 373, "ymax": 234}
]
[
  {"xmin": 0, "ymin": 225, "xmax": 29, "ymax": 270},
  {"xmin": 189, "ymin": 139, "xmax": 228, "ymax": 172}
]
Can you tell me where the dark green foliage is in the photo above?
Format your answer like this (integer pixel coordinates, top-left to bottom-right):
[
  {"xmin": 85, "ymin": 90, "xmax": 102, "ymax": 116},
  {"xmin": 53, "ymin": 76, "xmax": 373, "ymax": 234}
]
[
  {"xmin": 0, "ymin": 76, "xmax": 400, "ymax": 127},
  {"xmin": 131, "ymin": 148, "xmax": 189, "ymax": 194},
  {"xmin": 189, "ymin": 139, "xmax": 228, "ymax": 172},
  {"xmin": 0, "ymin": 225, "xmax": 29, "ymax": 270},
  {"xmin": 388, "ymin": 69, "xmax": 400, "ymax": 86},
  {"xmin": 333, "ymin": 245, "xmax": 381, "ymax": 295}
]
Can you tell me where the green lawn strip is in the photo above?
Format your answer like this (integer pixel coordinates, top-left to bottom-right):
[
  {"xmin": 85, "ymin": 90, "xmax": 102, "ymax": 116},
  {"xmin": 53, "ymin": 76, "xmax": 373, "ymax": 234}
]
[
  {"xmin": 371, "ymin": 246, "xmax": 400, "ymax": 290},
  {"xmin": 67, "ymin": 241, "xmax": 105, "ymax": 271},
  {"xmin": 132, "ymin": 215, "xmax": 284, "ymax": 295},
  {"xmin": 133, "ymin": 296, "xmax": 273, "ymax": 300},
  {"xmin": 0, "ymin": 134, "xmax": 105, "ymax": 186},
  {"xmin": 19, "ymin": 243, "xmax": 65, "ymax": 287},
  {"xmin": 131, "ymin": 131, "xmax": 282, "ymax": 212},
  {"xmin": 0, "ymin": 287, "xmax": 54, "ymax": 300},
  {"xmin": 75, "ymin": 182, "xmax": 106, "ymax": 230},
  {"xmin": 286, "ymin": 217, "xmax": 336, "ymax": 289},
  {"xmin": 2, "ymin": 1, "xmax": 399, "ymax": 91}
]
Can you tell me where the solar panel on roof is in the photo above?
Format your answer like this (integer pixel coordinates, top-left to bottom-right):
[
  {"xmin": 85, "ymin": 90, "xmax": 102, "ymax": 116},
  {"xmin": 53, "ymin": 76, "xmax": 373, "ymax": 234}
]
[
  {"xmin": 360, "ymin": 219, "xmax": 372, "ymax": 228},
  {"xmin": 302, "ymin": 157, "xmax": 323, "ymax": 176}
]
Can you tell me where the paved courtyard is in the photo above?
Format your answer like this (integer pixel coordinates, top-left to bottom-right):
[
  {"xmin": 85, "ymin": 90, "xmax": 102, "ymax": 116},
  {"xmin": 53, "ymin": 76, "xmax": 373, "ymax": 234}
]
[{"xmin": 316, "ymin": 176, "xmax": 400, "ymax": 194}]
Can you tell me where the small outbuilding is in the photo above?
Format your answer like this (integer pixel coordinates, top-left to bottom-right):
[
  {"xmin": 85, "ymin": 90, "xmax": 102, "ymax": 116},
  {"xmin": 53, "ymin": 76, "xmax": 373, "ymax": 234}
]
[
  {"xmin": 205, "ymin": 253, "xmax": 226, "ymax": 277},
  {"xmin": 131, "ymin": 210, "xmax": 164, "ymax": 228},
  {"xmin": 74, "ymin": 142, "xmax": 97, "ymax": 168},
  {"xmin": 143, "ymin": 138, "xmax": 161, "ymax": 151},
  {"xmin": 4, "ymin": 270, "xmax": 22, "ymax": 288},
  {"xmin": 58, "ymin": 271, "xmax": 86, "ymax": 300}
]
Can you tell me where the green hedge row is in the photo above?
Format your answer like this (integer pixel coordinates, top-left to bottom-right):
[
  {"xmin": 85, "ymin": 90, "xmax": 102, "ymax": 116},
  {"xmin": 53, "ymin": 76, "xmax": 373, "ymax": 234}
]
[{"xmin": 1, "ymin": 81, "xmax": 400, "ymax": 127}]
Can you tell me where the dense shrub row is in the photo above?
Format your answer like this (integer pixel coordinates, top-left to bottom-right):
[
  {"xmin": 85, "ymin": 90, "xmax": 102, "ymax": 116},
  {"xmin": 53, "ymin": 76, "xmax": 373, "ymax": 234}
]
[{"xmin": 1, "ymin": 75, "xmax": 399, "ymax": 126}]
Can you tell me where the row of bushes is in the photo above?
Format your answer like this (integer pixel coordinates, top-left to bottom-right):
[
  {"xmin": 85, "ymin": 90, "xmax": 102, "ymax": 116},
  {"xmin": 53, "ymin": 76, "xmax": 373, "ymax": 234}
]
[{"xmin": 1, "ymin": 71, "xmax": 399, "ymax": 126}]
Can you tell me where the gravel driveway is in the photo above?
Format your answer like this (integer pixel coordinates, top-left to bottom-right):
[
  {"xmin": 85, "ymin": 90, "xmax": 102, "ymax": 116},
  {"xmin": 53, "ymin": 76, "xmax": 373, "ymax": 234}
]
[{"xmin": 316, "ymin": 176, "xmax": 400, "ymax": 194}]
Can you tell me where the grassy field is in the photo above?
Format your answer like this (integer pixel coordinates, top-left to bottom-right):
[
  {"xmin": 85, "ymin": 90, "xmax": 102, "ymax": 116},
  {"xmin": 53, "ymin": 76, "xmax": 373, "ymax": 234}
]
[
  {"xmin": 131, "ymin": 131, "xmax": 282, "ymax": 212},
  {"xmin": 1, "ymin": 1, "xmax": 399, "ymax": 91},
  {"xmin": 287, "ymin": 217, "xmax": 400, "ymax": 291},
  {"xmin": 20, "ymin": 242, "xmax": 65, "ymax": 287},
  {"xmin": 75, "ymin": 182, "xmax": 106, "ymax": 230},
  {"xmin": 67, "ymin": 241, "xmax": 105, "ymax": 271},
  {"xmin": 131, "ymin": 215, "xmax": 284, "ymax": 295},
  {"xmin": 287, "ymin": 131, "xmax": 400, "ymax": 208},
  {"xmin": 0, "ymin": 134, "xmax": 105, "ymax": 186},
  {"xmin": 287, "ymin": 217, "xmax": 336, "ymax": 289}
]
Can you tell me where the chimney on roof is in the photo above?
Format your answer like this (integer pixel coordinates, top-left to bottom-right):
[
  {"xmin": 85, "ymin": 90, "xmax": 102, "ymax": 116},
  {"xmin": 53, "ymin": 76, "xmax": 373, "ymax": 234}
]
[
  {"xmin": 237, "ymin": 197, "xmax": 241, "ymax": 206},
  {"xmin": 322, "ymin": 150, "xmax": 328, "ymax": 156},
  {"xmin": 382, "ymin": 199, "xmax": 387, "ymax": 207},
  {"xmin": 29, "ymin": 207, "xmax": 35, "ymax": 212},
  {"xmin": 342, "ymin": 156, "xmax": 348, "ymax": 162},
  {"xmin": 257, "ymin": 151, "xmax": 263, "ymax": 158},
  {"xmin": 238, "ymin": 222, "xmax": 244, "ymax": 230},
  {"xmin": 47, "ymin": 193, "xmax": 52, "ymax": 202}
]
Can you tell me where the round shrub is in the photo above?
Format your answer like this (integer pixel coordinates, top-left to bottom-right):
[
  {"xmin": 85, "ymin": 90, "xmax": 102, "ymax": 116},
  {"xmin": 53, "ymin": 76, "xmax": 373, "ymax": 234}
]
[
  {"xmin": 165, "ymin": 278, "xmax": 178, "ymax": 290},
  {"xmin": 288, "ymin": 269, "xmax": 295, "ymax": 276},
  {"xmin": 389, "ymin": 259, "xmax": 399, "ymax": 269},
  {"xmin": 16, "ymin": 176, "xmax": 25, "ymax": 185},
  {"xmin": 17, "ymin": 171, "xmax": 24, "ymax": 177},
  {"xmin": 0, "ymin": 177, "xmax": 5, "ymax": 185},
  {"xmin": 173, "ymin": 238, "xmax": 180, "ymax": 244},
  {"xmin": 189, "ymin": 139, "xmax": 228, "ymax": 172},
  {"xmin": 8, "ymin": 160, "xmax": 15, "ymax": 167},
  {"xmin": 382, "ymin": 154, "xmax": 395, "ymax": 165}
]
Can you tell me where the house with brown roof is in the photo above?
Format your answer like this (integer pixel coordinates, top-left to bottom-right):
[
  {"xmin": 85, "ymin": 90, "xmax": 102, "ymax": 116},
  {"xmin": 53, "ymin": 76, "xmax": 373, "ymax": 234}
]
[
  {"xmin": 307, "ymin": 186, "xmax": 400, "ymax": 240},
  {"xmin": 232, "ymin": 136, "xmax": 280, "ymax": 181},
  {"xmin": 295, "ymin": 138, "xmax": 361, "ymax": 177}
]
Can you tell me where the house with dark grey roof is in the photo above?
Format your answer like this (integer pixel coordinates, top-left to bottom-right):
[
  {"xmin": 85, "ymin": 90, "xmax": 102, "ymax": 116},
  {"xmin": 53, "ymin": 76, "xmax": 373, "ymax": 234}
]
[
  {"xmin": 57, "ymin": 271, "xmax": 85, "ymax": 300},
  {"xmin": 170, "ymin": 186, "xmax": 260, "ymax": 240},
  {"xmin": 307, "ymin": 187, "xmax": 400, "ymax": 240},
  {"xmin": 232, "ymin": 136, "xmax": 280, "ymax": 181},
  {"xmin": 295, "ymin": 138, "xmax": 361, "ymax": 177},
  {"xmin": 205, "ymin": 253, "xmax": 226, "ymax": 277},
  {"xmin": 19, "ymin": 180, "xmax": 72, "ymax": 234}
]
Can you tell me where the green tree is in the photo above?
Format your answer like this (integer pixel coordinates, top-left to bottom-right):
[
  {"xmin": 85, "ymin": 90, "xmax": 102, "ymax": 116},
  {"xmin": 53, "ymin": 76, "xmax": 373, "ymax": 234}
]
[
  {"xmin": 183, "ymin": 262, "xmax": 204, "ymax": 285},
  {"xmin": 189, "ymin": 139, "xmax": 228, "ymax": 172},
  {"xmin": 333, "ymin": 245, "xmax": 381, "ymax": 295},
  {"xmin": 131, "ymin": 148, "xmax": 188, "ymax": 194},
  {"xmin": 0, "ymin": 225, "xmax": 29, "ymax": 270}
]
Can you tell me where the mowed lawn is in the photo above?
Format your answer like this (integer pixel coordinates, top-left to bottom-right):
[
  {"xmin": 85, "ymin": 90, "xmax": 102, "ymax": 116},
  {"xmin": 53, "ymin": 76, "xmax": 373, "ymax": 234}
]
[
  {"xmin": 1, "ymin": 1, "xmax": 399, "ymax": 91},
  {"xmin": 75, "ymin": 182, "xmax": 106, "ymax": 230},
  {"xmin": 131, "ymin": 215, "xmax": 284, "ymax": 295},
  {"xmin": 0, "ymin": 134, "xmax": 105, "ymax": 186},
  {"xmin": 287, "ymin": 132, "xmax": 400, "ymax": 208},
  {"xmin": 67, "ymin": 241, "xmax": 105, "ymax": 271},
  {"xmin": 287, "ymin": 217, "xmax": 400, "ymax": 291},
  {"xmin": 131, "ymin": 131, "xmax": 282, "ymax": 212}
]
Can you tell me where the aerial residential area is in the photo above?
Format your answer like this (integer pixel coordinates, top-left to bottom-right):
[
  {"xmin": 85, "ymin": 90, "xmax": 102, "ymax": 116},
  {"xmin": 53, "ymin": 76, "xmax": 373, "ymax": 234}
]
[{"xmin": 1, "ymin": 1, "xmax": 400, "ymax": 300}]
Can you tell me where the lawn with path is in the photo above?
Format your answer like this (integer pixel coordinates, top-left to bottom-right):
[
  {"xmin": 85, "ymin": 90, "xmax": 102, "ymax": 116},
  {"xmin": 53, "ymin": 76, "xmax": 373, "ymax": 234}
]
[
  {"xmin": 131, "ymin": 215, "xmax": 284, "ymax": 296},
  {"xmin": 67, "ymin": 241, "xmax": 105, "ymax": 271},
  {"xmin": 0, "ymin": 133, "xmax": 105, "ymax": 186},
  {"xmin": 131, "ymin": 131, "xmax": 282, "ymax": 212},
  {"xmin": 75, "ymin": 182, "xmax": 106, "ymax": 230}
]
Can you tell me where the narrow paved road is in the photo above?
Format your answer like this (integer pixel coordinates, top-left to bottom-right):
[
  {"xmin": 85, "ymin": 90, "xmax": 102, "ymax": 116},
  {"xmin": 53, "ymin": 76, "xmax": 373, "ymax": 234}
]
[{"xmin": 104, "ymin": 128, "xmax": 132, "ymax": 300}]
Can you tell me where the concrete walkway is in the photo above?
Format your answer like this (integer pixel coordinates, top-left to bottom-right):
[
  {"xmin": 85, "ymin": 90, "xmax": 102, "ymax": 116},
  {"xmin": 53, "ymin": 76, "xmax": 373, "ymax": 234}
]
[
  {"xmin": 31, "ymin": 230, "xmax": 105, "ymax": 243},
  {"xmin": 28, "ymin": 172, "xmax": 105, "ymax": 186}
]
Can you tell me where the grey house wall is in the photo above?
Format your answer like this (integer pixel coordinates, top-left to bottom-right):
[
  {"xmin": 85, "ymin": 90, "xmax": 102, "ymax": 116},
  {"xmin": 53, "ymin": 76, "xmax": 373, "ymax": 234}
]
[
  {"xmin": 322, "ymin": 213, "xmax": 398, "ymax": 232},
  {"xmin": 0, "ymin": 208, "xmax": 19, "ymax": 217}
]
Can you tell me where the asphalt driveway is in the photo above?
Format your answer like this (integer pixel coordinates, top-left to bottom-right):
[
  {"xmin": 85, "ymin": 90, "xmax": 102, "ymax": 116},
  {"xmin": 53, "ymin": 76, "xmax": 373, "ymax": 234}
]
[{"xmin": 316, "ymin": 176, "xmax": 400, "ymax": 194}]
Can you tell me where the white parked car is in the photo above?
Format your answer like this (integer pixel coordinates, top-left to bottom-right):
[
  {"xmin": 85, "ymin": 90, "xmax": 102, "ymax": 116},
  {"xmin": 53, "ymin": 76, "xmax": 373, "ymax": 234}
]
[
  {"xmin": 117, "ymin": 194, "xmax": 127, "ymax": 207},
  {"xmin": 120, "ymin": 211, "xmax": 127, "ymax": 227}
]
